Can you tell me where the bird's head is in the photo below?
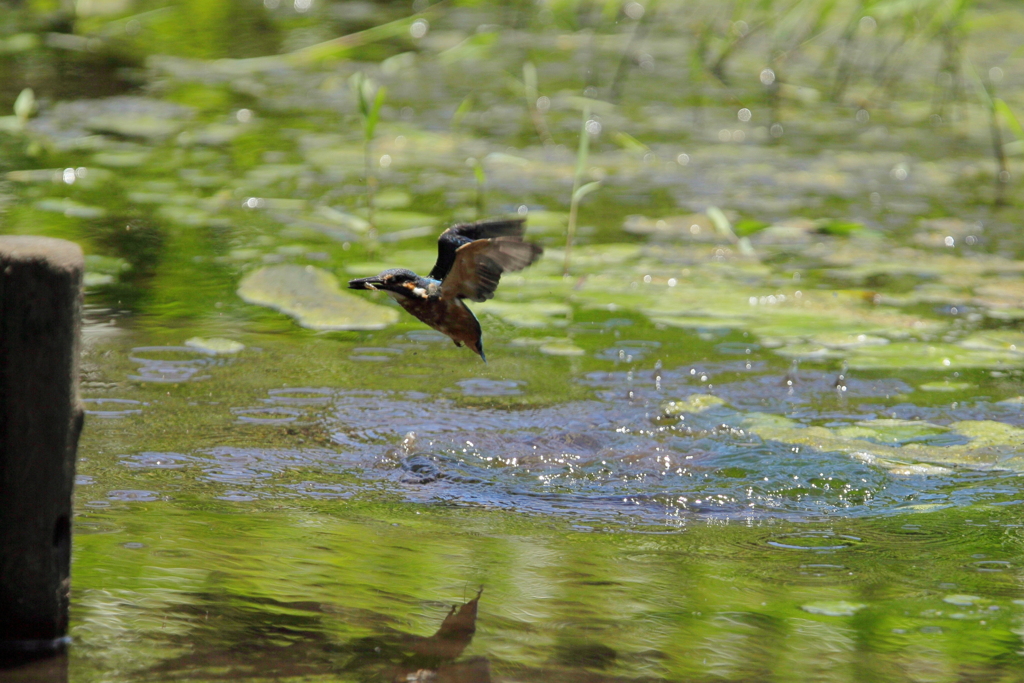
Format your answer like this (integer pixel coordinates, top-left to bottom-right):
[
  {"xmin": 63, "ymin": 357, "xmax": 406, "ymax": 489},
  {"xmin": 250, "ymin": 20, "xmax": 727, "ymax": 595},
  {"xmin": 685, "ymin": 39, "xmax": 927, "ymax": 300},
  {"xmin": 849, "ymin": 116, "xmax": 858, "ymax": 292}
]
[{"xmin": 348, "ymin": 269, "xmax": 429, "ymax": 299}]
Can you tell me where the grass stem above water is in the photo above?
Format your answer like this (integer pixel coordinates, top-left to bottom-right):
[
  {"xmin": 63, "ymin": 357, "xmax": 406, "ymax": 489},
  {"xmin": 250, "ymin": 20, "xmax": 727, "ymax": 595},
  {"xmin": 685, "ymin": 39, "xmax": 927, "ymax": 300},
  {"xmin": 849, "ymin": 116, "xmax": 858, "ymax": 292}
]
[
  {"xmin": 966, "ymin": 58, "xmax": 1014, "ymax": 206},
  {"xmin": 564, "ymin": 101, "xmax": 601, "ymax": 277},
  {"xmin": 350, "ymin": 72, "xmax": 387, "ymax": 242}
]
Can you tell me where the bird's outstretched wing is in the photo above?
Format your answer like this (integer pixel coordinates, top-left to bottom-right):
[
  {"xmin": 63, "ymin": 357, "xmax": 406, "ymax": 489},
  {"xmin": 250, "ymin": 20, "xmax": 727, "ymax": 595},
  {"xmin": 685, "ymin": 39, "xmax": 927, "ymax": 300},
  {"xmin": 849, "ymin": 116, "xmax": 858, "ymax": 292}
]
[
  {"xmin": 429, "ymin": 218, "xmax": 526, "ymax": 282},
  {"xmin": 440, "ymin": 237, "xmax": 543, "ymax": 302}
]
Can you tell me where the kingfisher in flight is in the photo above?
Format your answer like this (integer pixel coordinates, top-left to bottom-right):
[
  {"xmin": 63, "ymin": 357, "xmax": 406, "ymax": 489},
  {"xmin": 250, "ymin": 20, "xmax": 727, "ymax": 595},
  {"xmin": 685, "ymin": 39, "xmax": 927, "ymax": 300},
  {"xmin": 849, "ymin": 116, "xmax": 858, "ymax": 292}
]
[{"xmin": 348, "ymin": 218, "xmax": 543, "ymax": 361}]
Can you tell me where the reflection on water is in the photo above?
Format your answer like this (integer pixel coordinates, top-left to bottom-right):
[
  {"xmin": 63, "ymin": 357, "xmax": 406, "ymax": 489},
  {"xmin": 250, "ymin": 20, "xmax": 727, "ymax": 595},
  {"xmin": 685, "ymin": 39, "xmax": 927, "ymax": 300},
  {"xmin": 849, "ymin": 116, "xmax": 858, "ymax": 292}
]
[
  {"xmin": 81, "ymin": 398, "xmax": 144, "ymax": 419},
  {"xmin": 65, "ymin": 501, "xmax": 1024, "ymax": 682},
  {"xmin": 136, "ymin": 589, "xmax": 488, "ymax": 682},
  {"xmin": 127, "ymin": 346, "xmax": 235, "ymax": 383}
]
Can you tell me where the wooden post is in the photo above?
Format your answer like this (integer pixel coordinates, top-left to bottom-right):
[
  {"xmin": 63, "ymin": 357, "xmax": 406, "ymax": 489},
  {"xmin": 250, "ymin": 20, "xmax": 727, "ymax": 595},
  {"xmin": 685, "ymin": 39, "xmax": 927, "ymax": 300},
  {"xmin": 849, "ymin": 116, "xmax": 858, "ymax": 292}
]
[
  {"xmin": 0, "ymin": 651, "xmax": 68, "ymax": 681},
  {"xmin": 0, "ymin": 236, "xmax": 84, "ymax": 658}
]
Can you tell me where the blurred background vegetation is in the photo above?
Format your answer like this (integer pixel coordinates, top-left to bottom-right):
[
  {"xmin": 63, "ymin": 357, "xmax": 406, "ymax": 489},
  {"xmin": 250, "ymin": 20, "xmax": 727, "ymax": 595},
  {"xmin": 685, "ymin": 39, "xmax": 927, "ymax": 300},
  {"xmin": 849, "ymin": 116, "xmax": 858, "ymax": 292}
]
[{"xmin": 0, "ymin": 0, "xmax": 1022, "ymax": 310}]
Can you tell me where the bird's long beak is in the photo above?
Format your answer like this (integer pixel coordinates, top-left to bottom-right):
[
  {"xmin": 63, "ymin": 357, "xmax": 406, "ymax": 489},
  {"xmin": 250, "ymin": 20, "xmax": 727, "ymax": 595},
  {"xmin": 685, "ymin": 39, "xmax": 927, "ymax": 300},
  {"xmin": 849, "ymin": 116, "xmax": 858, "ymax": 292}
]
[{"xmin": 348, "ymin": 276, "xmax": 384, "ymax": 291}]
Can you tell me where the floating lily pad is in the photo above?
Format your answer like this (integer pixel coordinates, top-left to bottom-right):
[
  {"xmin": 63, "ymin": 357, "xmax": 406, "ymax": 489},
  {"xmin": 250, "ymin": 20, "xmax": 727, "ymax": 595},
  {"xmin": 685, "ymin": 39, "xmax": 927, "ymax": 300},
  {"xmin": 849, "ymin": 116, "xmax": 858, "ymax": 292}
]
[
  {"xmin": 378, "ymin": 226, "xmax": 438, "ymax": 242},
  {"xmin": 474, "ymin": 300, "xmax": 571, "ymax": 328},
  {"xmin": 179, "ymin": 168, "xmax": 231, "ymax": 188},
  {"xmin": 662, "ymin": 394, "xmax": 727, "ymax": 415},
  {"xmin": 35, "ymin": 198, "xmax": 106, "ymax": 219},
  {"xmin": 84, "ymin": 254, "xmax": 128, "ymax": 286},
  {"xmin": 750, "ymin": 222, "xmax": 816, "ymax": 245},
  {"xmin": 314, "ymin": 206, "xmax": 371, "ymax": 232},
  {"xmin": 538, "ymin": 341, "xmax": 585, "ymax": 356},
  {"xmin": 914, "ymin": 218, "xmax": 981, "ymax": 248},
  {"xmin": 156, "ymin": 205, "xmax": 228, "ymax": 228},
  {"xmin": 772, "ymin": 343, "xmax": 843, "ymax": 360},
  {"xmin": 919, "ymin": 381, "xmax": 974, "ymax": 392},
  {"xmin": 960, "ymin": 331, "xmax": 1024, "ymax": 354},
  {"xmin": 846, "ymin": 343, "xmax": 1024, "ymax": 371},
  {"xmin": 523, "ymin": 210, "xmax": 568, "ymax": 233},
  {"xmin": 374, "ymin": 188, "xmax": 412, "ymax": 209},
  {"xmin": 238, "ymin": 264, "xmax": 398, "ymax": 331},
  {"xmin": 92, "ymin": 150, "xmax": 152, "ymax": 167},
  {"xmin": 942, "ymin": 594, "xmax": 981, "ymax": 606},
  {"xmin": 177, "ymin": 123, "xmax": 245, "ymax": 146},
  {"xmin": 255, "ymin": 198, "xmax": 306, "ymax": 211},
  {"xmin": 623, "ymin": 213, "xmax": 717, "ymax": 241},
  {"xmin": 367, "ymin": 210, "xmax": 439, "ymax": 231},
  {"xmin": 801, "ymin": 601, "xmax": 865, "ymax": 616},
  {"xmin": 345, "ymin": 261, "xmax": 395, "ymax": 277},
  {"xmin": 244, "ymin": 164, "xmax": 305, "ymax": 187},
  {"xmin": 345, "ymin": 250, "xmax": 434, "ymax": 277},
  {"xmin": 85, "ymin": 254, "xmax": 129, "ymax": 274},
  {"xmin": 87, "ymin": 115, "xmax": 184, "ymax": 140},
  {"xmin": 650, "ymin": 314, "xmax": 751, "ymax": 330},
  {"xmin": 6, "ymin": 169, "xmax": 66, "ymax": 183},
  {"xmin": 810, "ymin": 333, "xmax": 889, "ymax": 349},
  {"xmin": 35, "ymin": 97, "xmax": 193, "ymax": 144},
  {"xmin": 184, "ymin": 337, "xmax": 245, "ymax": 355},
  {"xmin": 302, "ymin": 143, "xmax": 364, "ymax": 170}
]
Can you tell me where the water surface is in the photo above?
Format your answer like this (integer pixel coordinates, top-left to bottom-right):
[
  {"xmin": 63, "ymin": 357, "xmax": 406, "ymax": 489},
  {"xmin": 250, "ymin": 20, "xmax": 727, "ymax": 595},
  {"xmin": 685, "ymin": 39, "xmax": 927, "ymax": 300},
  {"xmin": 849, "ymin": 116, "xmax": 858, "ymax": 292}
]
[{"xmin": 3, "ymin": 0, "xmax": 1024, "ymax": 679}]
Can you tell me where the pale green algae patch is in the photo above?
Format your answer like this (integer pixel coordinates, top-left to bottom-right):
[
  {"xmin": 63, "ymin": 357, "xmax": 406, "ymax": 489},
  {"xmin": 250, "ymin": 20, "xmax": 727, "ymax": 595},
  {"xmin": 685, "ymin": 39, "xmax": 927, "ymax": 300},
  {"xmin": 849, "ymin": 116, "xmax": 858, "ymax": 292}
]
[
  {"xmin": 743, "ymin": 412, "xmax": 1024, "ymax": 473},
  {"xmin": 665, "ymin": 393, "xmax": 1024, "ymax": 474},
  {"xmin": 237, "ymin": 264, "xmax": 398, "ymax": 331}
]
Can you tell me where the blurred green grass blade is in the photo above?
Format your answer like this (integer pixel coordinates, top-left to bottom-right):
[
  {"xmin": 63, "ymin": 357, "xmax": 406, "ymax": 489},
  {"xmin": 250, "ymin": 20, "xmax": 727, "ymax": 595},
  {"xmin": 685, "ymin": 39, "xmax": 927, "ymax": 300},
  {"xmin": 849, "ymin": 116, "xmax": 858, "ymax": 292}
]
[
  {"xmin": 290, "ymin": 1, "xmax": 449, "ymax": 64},
  {"xmin": 963, "ymin": 57, "xmax": 993, "ymax": 109},
  {"xmin": 573, "ymin": 181, "xmax": 601, "ymax": 203},
  {"xmin": 367, "ymin": 87, "xmax": 387, "ymax": 140},
  {"xmin": 612, "ymin": 131, "xmax": 649, "ymax": 153},
  {"xmin": 994, "ymin": 98, "xmax": 1024, "ymax": 140},
  {"xmin": 574, "ymin": 103, "xmax": 592, "ymax": 183}
]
